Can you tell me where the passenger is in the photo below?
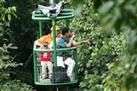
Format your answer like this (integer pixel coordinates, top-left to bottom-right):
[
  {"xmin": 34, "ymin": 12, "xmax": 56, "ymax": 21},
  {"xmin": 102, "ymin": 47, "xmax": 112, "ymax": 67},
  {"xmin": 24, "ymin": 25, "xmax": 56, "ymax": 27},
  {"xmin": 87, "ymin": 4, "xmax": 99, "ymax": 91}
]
[
  {"xmin": 40, "ymin": 42, "xmax": 53, "ymax": 79},
  {"xmin": 56, "ymin": 27, "xmax": 81, "ymax": 79},
  {"xmin": 34, "ymin": 26, "xmax": 61, "ymax": 49}
]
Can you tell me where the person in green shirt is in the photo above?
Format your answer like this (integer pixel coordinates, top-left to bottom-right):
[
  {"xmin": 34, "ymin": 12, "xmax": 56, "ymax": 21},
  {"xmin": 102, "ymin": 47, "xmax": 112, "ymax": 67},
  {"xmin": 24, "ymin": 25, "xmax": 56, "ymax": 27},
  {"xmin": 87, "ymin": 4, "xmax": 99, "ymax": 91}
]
[{"xmin": 56, "ymin": 27, "xmax": 81, "ymax": 79}]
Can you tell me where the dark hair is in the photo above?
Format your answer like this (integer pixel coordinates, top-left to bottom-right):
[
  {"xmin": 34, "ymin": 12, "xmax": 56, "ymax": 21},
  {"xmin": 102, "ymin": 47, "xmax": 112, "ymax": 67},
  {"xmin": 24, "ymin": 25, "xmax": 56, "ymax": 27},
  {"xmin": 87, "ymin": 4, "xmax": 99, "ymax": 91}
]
[{"xmin": 61, "ymin": 27, "xmax": 69, "ymax": 35}]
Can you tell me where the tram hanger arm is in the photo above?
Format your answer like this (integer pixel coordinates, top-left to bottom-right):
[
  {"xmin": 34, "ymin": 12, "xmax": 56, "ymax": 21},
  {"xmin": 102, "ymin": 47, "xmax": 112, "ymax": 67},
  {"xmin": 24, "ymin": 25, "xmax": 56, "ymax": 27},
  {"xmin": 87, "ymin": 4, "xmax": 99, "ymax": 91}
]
[{"xmin": 37, "ymin": 0, "xmax": 64, "ymax": 17}]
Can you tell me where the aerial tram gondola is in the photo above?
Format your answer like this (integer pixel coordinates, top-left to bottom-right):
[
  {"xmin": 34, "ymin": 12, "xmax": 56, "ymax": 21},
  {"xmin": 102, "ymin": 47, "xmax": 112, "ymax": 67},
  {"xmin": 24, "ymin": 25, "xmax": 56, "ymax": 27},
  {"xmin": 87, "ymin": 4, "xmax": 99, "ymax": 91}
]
[{"xmin": 32, "ymin": 0, "xmax": 78, "ymax": 86}]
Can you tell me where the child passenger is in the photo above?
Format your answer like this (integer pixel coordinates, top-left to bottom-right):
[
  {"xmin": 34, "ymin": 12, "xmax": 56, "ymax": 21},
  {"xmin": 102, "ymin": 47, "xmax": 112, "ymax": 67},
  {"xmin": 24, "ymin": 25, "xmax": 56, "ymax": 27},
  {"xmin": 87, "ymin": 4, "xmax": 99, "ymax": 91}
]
[{"xmin": 40, "ymin": 42, "xmax": 53, "ymax": 79}]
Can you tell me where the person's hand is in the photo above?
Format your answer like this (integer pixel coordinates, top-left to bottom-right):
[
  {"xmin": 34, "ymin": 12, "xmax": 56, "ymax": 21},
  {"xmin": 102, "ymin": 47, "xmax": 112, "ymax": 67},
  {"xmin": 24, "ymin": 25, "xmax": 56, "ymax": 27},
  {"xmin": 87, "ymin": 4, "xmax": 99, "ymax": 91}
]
[{"xmin": 71, "ymin": 34, "xmax": 76, "ymax": 39}]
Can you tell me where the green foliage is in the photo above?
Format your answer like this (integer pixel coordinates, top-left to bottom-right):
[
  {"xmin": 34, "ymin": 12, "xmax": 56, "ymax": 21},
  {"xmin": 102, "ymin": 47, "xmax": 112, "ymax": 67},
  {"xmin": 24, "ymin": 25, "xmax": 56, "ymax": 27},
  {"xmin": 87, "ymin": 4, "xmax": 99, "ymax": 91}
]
[
  {"xmin": 1, "ymin": 0, "xmax": 136, "ymax": 91},
  {"xmin": 0, "ymin": 0, "xmax": 34, "ymax": 90},
  {"xmin": 0, "ymin": 11, "xmax": 18, "ymax": 85},
  {"xmin": 0, "ymin": 26, "xmax": 33, "ymax": 90},
  {"xmin": 103, "ymin": 54, "xmax": 137, "ymax": 91},
  {"xmin": 69, "ymin": 0, "xmax": 83, "ymax": 7},
  {"xmin": 0, "ymin": 0, "xmax": 16, "ymax": 22},
  {"xmin": 80, "ymin": 74, "xmax": 103, "ymax": 91},
  {"xmin": 0, "ymin": 43, "xmax": 18, "ymax": 69},
  {"xmin": 0, "ymin": 80, "xmax": 34, "ymax": 91},
  {"xmin": 99, "ymin": 0, "xmax": 137, "ymax": 31},
  {"xmin": 69, "ymin": 0, "xmax": 137, "ymax": 90},
  {"xmin": 3, "ymin": 0, "xmax": 49, "ymax": 85},
  {"xmin": 70, "ymin": 0, "xmax": 126, "ymax": 91},
  {"xmin": 98, "ymin": 0, "xmax": 137, "ymax": 90}
]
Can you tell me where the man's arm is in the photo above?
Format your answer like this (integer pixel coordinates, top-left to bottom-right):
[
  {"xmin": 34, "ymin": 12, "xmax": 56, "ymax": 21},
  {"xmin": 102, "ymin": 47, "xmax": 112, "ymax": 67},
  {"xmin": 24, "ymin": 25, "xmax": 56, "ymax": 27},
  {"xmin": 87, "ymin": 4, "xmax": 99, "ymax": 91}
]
[
  {"xmin": 72, "ymin": 40, "xmax": 81, "ymax": 46},
  {"xmin": 66, "ymin": 35, "xmax": 75, "ymax": 47}
]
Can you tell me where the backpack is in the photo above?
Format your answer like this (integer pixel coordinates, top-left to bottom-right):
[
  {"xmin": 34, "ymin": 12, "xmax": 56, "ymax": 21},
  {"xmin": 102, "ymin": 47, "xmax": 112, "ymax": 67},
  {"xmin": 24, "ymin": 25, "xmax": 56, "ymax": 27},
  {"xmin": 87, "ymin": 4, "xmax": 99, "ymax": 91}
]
[{"xmin": 51, "ymin": 66, "xmax": 70, "ymax": 83}]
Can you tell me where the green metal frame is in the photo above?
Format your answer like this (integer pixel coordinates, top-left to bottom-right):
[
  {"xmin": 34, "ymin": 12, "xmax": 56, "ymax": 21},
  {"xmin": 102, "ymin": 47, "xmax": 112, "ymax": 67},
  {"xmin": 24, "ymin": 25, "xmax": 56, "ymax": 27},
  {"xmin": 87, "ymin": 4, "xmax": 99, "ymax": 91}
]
[
  {"xmin": 32, "ymin": 8, "xmax": 77, "ymax": 86},
  {"xmin": 39, "ymin": 21, "xmax": 43, "ymax": 37},
  {"xmin": 32, "ymin": 9, "xmax": 74, "ymax": 21},
  {"xmin": 52, "ymin": 20, "xmax": 57, "ymax": 66},
  {"xmin": 33, "ymin": 47, "xmax": 78, "ymax": 86}
]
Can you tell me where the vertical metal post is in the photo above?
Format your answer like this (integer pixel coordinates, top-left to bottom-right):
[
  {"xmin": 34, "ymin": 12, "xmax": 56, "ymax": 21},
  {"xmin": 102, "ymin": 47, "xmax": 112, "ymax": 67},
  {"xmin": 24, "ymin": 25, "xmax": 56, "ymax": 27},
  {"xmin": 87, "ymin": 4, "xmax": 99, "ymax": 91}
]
[
  {"xmin": 65, "ymin": 20, "xmax": 70, "ymax": 28},
  {"xmin": 39, "ymin": 20, "xmax": 43, "ymax": 37},
  {"xmin": 74, "ymin": 48, "xmax": 77, "ymax": 80},
  {"xmin": 33, "ymin": 52, "xmax": 37, "ymax": 82},
  {"xmin": 52, "ymin": 20, "xmax": 57, "ymax": 66}
]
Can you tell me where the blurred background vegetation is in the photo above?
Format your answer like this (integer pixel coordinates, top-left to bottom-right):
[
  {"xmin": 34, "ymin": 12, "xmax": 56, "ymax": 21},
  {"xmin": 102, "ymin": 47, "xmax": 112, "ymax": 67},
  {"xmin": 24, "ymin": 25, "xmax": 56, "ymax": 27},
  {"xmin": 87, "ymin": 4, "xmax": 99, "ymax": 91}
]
[{"xmin": 0, "ymin": 0, "xmax": 137, "ymax": 91}]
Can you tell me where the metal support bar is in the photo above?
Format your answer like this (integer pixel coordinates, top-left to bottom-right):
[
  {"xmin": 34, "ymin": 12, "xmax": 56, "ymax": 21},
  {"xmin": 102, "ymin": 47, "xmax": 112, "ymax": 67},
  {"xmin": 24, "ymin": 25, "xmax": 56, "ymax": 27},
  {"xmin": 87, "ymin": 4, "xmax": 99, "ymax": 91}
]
[
  {"xmin": 33, "ymin": 52, "xmax": 37, "ymax": 82},
  {"xmin": 52, "ymin": 20, "xmax": 57, "ymax": 66},
  {"xmin": 39, "ymin": 21, "xmax": 43, "ymax": 37},
  {"xmin": 65, "ymin": 20, "xmax": 70, "ymax": 28}
]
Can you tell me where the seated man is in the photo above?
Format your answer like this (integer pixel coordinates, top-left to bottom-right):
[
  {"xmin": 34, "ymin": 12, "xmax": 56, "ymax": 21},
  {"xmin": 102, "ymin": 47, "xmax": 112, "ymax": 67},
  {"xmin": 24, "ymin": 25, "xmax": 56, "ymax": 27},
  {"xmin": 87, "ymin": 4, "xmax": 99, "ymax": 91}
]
[
  {"xmin": 34, "ymin": 26, "xmax": 61, "ymax": 49},
  {"xmin": 56, "ymin": 27, "xmax": 81, "ymax": 79}
]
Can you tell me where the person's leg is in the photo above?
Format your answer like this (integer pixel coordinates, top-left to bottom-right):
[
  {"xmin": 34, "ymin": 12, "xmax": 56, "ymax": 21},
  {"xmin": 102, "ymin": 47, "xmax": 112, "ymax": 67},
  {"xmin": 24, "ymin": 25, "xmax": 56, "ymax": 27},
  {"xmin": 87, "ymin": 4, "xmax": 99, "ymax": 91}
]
[
  {"xmin": 57, "ymin": 56, "xmax": 65, "ymax": 68},
  {"xmin": 64, "ymin": 58, "xmax": 75, "ymax": 78},
  {"xmin": 41, "ymin": 61, "xmax": 47, "ymax": 79},
  {"xmin": 47, "ymin": 62, "xmax": 53, "ymax": 78}
]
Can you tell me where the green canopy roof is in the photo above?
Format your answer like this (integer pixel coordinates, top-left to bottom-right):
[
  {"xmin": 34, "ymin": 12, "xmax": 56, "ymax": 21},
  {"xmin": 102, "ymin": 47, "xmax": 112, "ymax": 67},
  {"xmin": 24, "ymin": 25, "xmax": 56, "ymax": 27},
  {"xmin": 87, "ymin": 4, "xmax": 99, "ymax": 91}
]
[{"xmin": 32, "ymin": 9, "xmax": 74, "ymax": 20}]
